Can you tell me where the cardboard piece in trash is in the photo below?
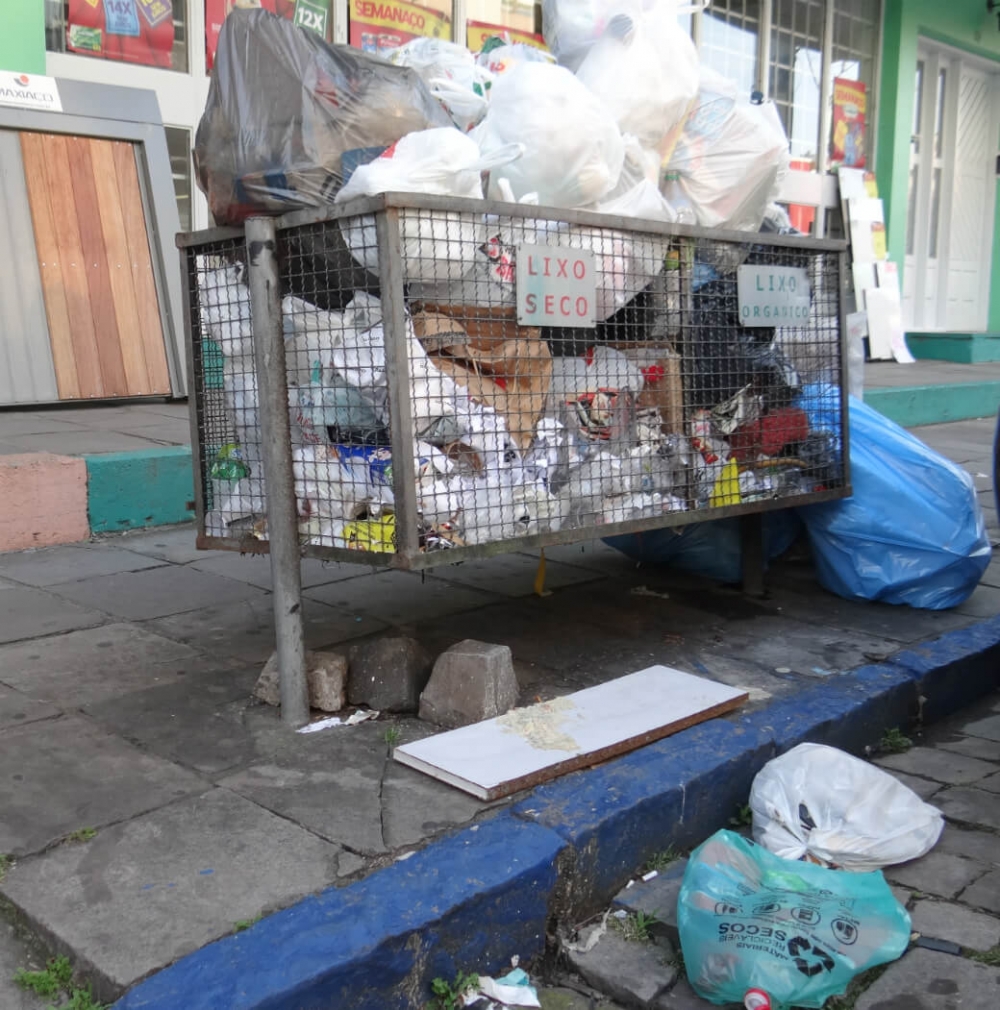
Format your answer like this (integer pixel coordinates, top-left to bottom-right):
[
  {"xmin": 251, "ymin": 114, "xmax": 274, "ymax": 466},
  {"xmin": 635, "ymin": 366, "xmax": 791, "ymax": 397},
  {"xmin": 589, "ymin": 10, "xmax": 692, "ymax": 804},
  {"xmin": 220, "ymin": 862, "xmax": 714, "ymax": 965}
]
[
  {"xmin": 415, "ymin": 302, "xmax": 521, "ymax": 351},
  {"xmin": 606, "ymin": 343, "xmax": 684, "ymax": 434},
  {"xmin": 394, "ymin": 665, "xmax": 748, "ymax": 800}
]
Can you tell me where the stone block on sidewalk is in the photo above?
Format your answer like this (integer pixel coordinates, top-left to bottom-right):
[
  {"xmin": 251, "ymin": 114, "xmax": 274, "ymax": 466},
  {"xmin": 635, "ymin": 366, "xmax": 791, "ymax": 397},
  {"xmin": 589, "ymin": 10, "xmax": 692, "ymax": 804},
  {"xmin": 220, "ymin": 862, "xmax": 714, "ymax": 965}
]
[
  {"xmin": 419, "ymin": 639, "xmax": 519, "ymax": 728},
  {"xmin": 653, "ymin": 979, "xmax": 731, "ymax": 1009},
  {"xmin": 613, "ymin": 859, "xmax": 688, "ymax": 946},
  {"xmin": 886, "ymin": 852, "xmax": 987, "ymax": 899},
  {"xmin": 875, "ymin": 747, "xmax": 996, "ymax": 786},
  {"xmin": 935, "ymin": 825, "xmax": 1000, "ymax": 865},
  {"xmin": 347, "ymin": 636, "xmax": 432, "ymax": 712},
  {"xmin": 961, "ymin": 713, "xmax": 1000, "ymax": 743},
  {"xmin": 856, "ymin": 947, "xmax": 1000, "ymax": 1010},
  {"xmin": 934, "ymin": 786, "xmax": 1000, "ymax": 831},
  {"xmin": 910, "ymin": 899, "xmax": 1000, "ymax": 951},
  {"xmin": 254, "ymin": 649, "xmax": 347, "ymax": 712},
  {"xmin": 566, "ymin": 928, "xmax": 677, "ymax": 1009},
  {"xmin": 960, "ymin": 868, "xmax": 1000, "ymax": 915},
  {"xmin": 935, "ymin": 735, "xmax": 1000, "ymax": 763}
]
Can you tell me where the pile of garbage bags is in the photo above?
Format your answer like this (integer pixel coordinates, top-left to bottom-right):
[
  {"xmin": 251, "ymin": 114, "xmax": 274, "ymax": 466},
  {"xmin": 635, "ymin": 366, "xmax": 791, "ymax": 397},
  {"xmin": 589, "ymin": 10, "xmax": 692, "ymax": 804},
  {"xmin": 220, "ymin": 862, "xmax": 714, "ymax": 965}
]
[{"xmin": 195, "ymin": 5, "xmax": 789, "ymax": 230}]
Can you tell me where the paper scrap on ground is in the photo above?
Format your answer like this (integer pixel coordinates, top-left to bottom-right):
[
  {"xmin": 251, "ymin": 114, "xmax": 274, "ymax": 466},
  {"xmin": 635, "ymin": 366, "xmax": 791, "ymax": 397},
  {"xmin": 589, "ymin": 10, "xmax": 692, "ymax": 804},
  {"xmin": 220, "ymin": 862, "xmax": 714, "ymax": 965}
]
[
  {"xmin": 394, "ymin": 665, "xmax": 747, "ymax": 800},
  {"xmin": 297, "ymin": 710, "xmax": 379, "ymax": 733}
]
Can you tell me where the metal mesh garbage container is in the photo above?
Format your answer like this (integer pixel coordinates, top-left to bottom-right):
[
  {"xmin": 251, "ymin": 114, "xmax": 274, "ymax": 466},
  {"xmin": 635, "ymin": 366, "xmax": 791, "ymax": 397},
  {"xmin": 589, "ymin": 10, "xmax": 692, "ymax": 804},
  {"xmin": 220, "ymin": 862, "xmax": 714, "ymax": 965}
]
[{"xmin": 180, "ymin": 194, "xmax": 850, "ymax": 570}]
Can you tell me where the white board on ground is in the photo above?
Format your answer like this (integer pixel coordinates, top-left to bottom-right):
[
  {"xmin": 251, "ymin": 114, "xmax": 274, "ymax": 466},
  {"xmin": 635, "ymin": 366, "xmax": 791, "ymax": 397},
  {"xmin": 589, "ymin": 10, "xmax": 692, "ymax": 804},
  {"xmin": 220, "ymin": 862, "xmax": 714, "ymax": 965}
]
[{"xmin": 394, "ymin": 666, "xmax": 748, "ymax": 800}]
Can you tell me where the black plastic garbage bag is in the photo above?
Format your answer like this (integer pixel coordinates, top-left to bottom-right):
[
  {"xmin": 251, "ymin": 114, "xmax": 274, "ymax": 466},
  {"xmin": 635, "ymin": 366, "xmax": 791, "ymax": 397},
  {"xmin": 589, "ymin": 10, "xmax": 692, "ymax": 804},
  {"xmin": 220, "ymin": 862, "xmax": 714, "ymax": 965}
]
[{"xmin": 194, "ymin": 9, "xmax": 451, "ymax": 225}]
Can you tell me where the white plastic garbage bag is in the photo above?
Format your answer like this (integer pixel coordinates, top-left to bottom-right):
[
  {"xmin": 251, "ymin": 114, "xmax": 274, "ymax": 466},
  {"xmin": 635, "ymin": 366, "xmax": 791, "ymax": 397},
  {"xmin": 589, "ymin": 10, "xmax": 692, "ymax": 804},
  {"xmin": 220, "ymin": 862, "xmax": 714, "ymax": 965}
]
[
  {"xmin": 336, "ymin": 128, "xmax": 522, "ymax": 284},
  {"xmin": 665, "ymin": 69, "xmax": 790, "ymax": 232},
  {"xmin": 387, "ymin": 38, "xmax": 492, "ymax": 132},
  {"xmin": 750, "ymin": 743, "xmax": 945, "ymax": 872},
  {"xmin": 474, "ymin": 61, "xmax": 624, "ymax": 208},
  {"xmin": 574, "ymin": 6, "xmax": 699, "ymax": 155},
  {"xmin": 475, "ymin": 41, "xmax": 556, "ymax": 77}
]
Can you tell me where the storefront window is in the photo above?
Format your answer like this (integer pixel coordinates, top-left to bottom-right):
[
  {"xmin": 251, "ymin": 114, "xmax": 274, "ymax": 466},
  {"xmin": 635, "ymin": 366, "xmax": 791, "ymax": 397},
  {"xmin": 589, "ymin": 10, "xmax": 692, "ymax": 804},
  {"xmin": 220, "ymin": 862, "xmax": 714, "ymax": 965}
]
[
  {"xmin": 465, "ymin": 0, "xmax": 541, "ymax": 49},
  {"xmin": 701, "ymin": 0, "xmax": 760, "ymax": 98},
  {"xmin": 769, "ymin": 0, "xmax": 823, "ymax": 163},
  {"xmin": 165, "ymin": 126, "xmax": 193, "ymax": 232},
  {"xmin": 206, "ymin": 2, "xmax": 332, "ymax": 73},
  {"xmin": 46, "ymin": 0, "xmax": 189, "ymax": 73}
]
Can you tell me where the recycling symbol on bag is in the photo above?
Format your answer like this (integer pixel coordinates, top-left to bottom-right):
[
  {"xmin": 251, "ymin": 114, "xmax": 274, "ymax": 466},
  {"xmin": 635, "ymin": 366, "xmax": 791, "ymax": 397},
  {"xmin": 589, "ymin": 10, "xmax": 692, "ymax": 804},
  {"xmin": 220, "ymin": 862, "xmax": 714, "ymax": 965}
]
[{"xmin": 788, "ymin": 936, "xmax": 836, "ymax": 977}]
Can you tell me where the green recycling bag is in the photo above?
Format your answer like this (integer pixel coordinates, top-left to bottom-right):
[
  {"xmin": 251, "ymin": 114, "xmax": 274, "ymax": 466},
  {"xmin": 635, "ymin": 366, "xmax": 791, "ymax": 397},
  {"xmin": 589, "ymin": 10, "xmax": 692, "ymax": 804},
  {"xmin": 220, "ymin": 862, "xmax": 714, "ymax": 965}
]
[{"xmin": 678, "ymin": 831, "xmax": 911, "ymax": 1009}]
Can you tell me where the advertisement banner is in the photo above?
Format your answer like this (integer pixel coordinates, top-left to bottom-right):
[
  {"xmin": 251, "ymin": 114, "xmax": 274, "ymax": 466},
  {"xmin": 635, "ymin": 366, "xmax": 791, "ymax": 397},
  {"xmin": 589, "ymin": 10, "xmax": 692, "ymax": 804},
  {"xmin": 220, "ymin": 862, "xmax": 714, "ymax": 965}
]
[
  {"xmin": 348, "ymin": 0, "xmax": 451, "ymax": 57},
  {"xmin": 466, "ymin": 19, "xmax": 546, "ymax": 53},
  {"xmin": 831, "ymin": 78, "xmax": 867, "ymax": 169},
  {"xmin": 205, "ymin": 0, "xmax": 329, "ymax": 73},
  {"xmin": 67, "ymin": 0, "xmax": 175, "ymax": 68}
]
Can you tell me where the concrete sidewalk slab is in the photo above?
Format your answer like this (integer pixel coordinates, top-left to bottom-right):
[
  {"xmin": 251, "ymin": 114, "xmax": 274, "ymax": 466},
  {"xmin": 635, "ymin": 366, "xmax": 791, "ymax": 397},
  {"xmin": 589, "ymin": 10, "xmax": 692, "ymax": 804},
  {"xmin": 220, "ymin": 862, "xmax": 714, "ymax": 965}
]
[
  {"xmin": 0, "ymin": 624, "xmax": 203, "ymax": 708},
  {"xmin": 0, "ymin": 584, "xmax": 105, "ymax": 644},
  {"xmin": 855, "ymin": 949, "xmax": 1000, "ymax": 1010},
  {"xmin": 83, "ymin": 669, "xmax": 258, "ymax": 776},
  {"xmin": 933, "ymin": 787, "xmax": 1000, "ymax": 831},
  {"xmin": 0, "ymin": 919, "xmax": 48, "ymax": 1010},
  {"xmin": 0, "ymin": 543, "xmax": 166, "ymax": 586},
  {"xmin": 50, "ymin": 565, "xmax": 269, "ymax": 621},
  {"xmin": 0, "ymin": 716, "xmax": 206, "ymax": 855},
  {"xmin": 425, "ymin": 553, "xmax": 602, "ymax": 597},
  {"xmin": 1, "ymin": 789, "xmax": 347, "ymax": 1003},
  {"xmin": 0, "ymin": 684, "xmax": 61, "ymax": 730},
  {"xmin": 303, "ymin": 569, "xmax": 509, "ymax": 627},
  {"xmin": 187, "ymin": 551, "xmax": 371, "ymax": 590},
  {"xmin": 143, "ymin": 595, "xmax": 387, "ymax": 664}
]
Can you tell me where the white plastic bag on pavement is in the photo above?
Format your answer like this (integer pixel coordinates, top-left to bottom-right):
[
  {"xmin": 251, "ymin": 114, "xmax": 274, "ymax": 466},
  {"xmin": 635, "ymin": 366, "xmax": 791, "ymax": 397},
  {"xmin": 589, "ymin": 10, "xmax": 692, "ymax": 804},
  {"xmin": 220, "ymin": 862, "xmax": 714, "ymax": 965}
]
[
  {"xmin": 574, "ymin": 6, "xmax": 699, "ymax": 154},
  {"xmin": 665, "ymin": 69, "xmax": 790, "ymax": 232},
  {"xmin": 750, "ymin": 743, "xmax": 944, "ymax": 872},
  {"xmin": 474, "ymin": 61, "xmax": 624, "ymax": 208},
  {"xmin": 336, "ymin": 129, "xmax": 522, "ymax": 284}
]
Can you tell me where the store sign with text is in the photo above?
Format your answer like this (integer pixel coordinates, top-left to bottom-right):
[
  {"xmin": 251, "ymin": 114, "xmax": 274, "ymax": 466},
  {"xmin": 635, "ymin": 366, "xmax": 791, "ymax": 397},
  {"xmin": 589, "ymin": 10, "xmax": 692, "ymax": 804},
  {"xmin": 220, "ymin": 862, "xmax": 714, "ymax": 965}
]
[
  {"xmin": 205, "ymin": 0, "xmax": 330, "ymax": 71},
  {"xmin": 67, "ymin": 0, "xmax": 175, "ymax": 69},
  {"xmin": 516, "ymin": 245, "xmax": 596, "ymax": 328},
  {"xmin": 349, "ymin": 0, "xmax": 451, "ymax": 56},
  {"xmin": 0, "ymin": 73, "xmax": 63, "ymax": 113},
  {"xmin": 465, "ymin": 20, "xmax": 547, "ymax": 53}
]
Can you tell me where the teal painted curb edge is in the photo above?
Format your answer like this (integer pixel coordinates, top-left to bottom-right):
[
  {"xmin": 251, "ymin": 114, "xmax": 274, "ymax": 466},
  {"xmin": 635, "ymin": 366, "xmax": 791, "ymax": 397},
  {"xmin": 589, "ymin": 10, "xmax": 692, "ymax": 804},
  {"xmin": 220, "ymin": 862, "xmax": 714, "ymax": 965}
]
[
  {"xmin": 85, "ymin": 447, "xmax": 194, "ymax": 533},
  {"xmin": 865, "ymin": 381, "xmax": 1000, "ymax": 427},
  {"xmin": 907, "ymin": 333, "xmax": 1000, "ymax": 364}
]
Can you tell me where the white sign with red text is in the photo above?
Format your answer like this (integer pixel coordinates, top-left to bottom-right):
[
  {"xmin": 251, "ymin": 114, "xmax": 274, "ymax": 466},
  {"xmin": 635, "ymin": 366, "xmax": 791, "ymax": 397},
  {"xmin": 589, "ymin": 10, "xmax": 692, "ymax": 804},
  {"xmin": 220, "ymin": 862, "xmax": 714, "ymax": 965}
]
[{"xmin": 516, "ymin": 245, "xmax": 596, "ymax": 328}]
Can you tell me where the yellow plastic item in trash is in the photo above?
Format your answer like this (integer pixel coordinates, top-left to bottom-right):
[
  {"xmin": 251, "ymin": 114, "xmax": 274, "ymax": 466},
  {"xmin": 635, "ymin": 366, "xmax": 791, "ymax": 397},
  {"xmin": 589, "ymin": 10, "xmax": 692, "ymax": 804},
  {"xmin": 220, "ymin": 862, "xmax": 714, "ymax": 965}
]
[
  {"xmin": 709, "ymin": 457, "xmax": 741, "ymax": 508},
  {"xmin": 343, "ymin": 515, "xmax": 396, "ymax": 553}
]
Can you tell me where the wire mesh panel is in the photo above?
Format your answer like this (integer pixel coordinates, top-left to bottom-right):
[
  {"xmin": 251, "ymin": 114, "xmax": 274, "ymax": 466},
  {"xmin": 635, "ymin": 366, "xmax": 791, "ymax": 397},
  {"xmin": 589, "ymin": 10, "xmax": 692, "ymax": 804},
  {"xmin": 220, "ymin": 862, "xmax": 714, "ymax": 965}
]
[{"xmin": 181, "ymin": 197, "xmax": 848, "ymax": 568}]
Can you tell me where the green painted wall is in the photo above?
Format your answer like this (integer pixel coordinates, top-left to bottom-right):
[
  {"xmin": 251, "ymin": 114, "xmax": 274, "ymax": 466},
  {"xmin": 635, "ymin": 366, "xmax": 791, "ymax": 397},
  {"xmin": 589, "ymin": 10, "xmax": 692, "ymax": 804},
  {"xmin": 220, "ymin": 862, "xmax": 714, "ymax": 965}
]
[
  {"xmin": 0, "ymin": 0, "xmax": 45, "ymax": 74},
  {"xmin": 877, "ymin": 0, "xmax": 1000, "ymax": 331}
]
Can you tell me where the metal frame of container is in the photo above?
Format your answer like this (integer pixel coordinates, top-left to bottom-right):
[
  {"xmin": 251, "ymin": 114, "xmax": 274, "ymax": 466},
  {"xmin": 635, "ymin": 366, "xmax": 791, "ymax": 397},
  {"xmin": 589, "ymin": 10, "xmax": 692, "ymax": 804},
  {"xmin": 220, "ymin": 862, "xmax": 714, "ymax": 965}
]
[{"xmin": 178, "ymin": 194, "xmax": 850, "ymax": 724}]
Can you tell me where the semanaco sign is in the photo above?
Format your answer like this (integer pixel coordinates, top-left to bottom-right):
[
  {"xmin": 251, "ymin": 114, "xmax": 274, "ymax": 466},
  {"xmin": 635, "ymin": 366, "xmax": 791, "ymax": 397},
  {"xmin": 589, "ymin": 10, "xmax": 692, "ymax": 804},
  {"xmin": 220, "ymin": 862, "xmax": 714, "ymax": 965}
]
[
  {"xmin": 737, "ymin": 265, "xmax": 811, "ymax": 327},
  {"xmin": 0, "ymin": 73, "xmax": 62, "ymax": 113},
  {"xmin": 516, "ymin": 245, "xmax": 596, "ymax": 328}
]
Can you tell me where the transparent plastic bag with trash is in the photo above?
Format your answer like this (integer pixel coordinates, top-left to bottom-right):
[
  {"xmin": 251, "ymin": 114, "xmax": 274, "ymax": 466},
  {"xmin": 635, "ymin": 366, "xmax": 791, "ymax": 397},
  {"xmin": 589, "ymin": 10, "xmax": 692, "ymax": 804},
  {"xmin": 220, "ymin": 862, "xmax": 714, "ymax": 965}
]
[
  {"xmin": 750, "ymin": 743, "xmax": 944, "ymax": 872},
  {"xmin": 194, "ymin": 8, "xmax": 452, "ymax": 223},
  {"xmin": 678, "ymin": 830, "xmax": 911, "ymax": 1010}
]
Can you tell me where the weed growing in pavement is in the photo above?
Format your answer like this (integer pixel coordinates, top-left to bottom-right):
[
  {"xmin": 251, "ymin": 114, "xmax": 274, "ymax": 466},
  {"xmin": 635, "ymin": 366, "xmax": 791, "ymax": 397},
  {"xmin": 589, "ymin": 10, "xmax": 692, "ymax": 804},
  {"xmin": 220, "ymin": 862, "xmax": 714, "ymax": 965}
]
[
  {"xmin": 383, "ymin": 726, "xmax": 401, "ymax": 750},
  {"xmin": 729, "ymin": 803, "xmax": 753, "ymax": 828},
  {"xmin": 428, "ymin": 970, "xmax": 479, "ymax": 1009},
  {"xmin": 14, "ymin": 956, "xmax": 73, "ymax": 996},
  {"xmin": 878, "ymin": 728, "xmax": 912, "ymax": 754},
  {"xmin": 233, "ymin": 914, "xmax": 263, "ymax": 933},
  {"xmin": 968, "ymin": 945, "xmax": 1000, "ymax": 966},
  {"xmin": 644, "ymin": 846, "xmax": 681, "ymax": 872},
  {"xmin": 0, "ymin": 854, "xmax": 9, "ymax": 882},
  {"xmin": 13, "ymin": 954, "xmax": 108, "ymax": 1009},
  {"xmin": 612, "ymin": 910, "xmax": 659, "ymax": 943},
  {"xmin": 822, "ymin": 962, "xmax": 890, "ymax": 1010},
  {"xmin": 66, "ymin": 828, "xmax": 97, "ymax": 844}
]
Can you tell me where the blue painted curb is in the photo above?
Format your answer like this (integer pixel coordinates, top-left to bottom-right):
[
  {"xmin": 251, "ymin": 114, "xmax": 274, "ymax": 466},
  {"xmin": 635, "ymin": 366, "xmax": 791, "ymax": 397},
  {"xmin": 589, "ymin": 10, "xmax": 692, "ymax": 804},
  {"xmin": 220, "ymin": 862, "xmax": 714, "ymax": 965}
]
[{"xmin": 115, "ymin": 615, "xmax": 1000, "ymax": 1010}]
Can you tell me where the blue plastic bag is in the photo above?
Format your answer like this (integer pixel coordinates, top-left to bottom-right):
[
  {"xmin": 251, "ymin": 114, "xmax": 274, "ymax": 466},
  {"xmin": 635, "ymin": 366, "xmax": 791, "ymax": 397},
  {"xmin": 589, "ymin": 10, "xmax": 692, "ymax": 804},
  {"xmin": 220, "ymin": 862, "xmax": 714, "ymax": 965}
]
[
  {"xmin": 678, "ymin": 830, "xmax": 910, "ymax": 1010},
  {"xmin": 797, "ymin": 396, "xmax": 991, "ymax": 609},
  {"xmin": 604, "ymin": 511, "xmax": 801, "ymax": 584}
]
